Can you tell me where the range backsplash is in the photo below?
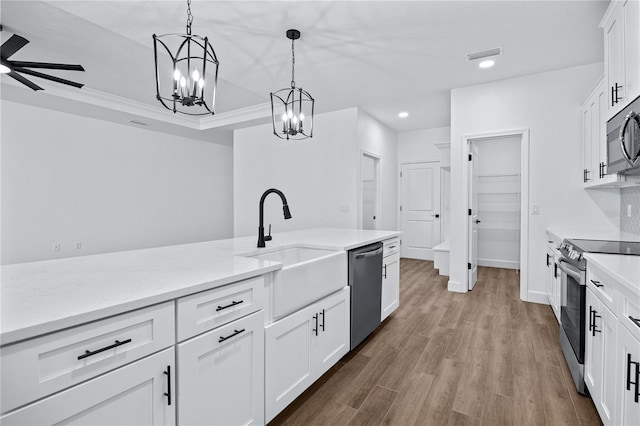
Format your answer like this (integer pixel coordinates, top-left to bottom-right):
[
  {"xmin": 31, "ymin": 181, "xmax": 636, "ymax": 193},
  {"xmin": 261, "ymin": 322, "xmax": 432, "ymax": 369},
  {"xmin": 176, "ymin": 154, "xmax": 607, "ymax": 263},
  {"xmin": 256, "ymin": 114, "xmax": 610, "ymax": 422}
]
[{"xmin": 621, "ymin": 186, "xmax": 640, "ymax": 236}]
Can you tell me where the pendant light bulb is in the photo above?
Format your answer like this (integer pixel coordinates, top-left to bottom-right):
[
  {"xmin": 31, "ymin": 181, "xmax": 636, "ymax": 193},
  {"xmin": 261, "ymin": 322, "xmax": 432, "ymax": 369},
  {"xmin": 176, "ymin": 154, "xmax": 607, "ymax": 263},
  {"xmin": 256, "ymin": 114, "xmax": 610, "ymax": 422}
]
[
  {"xmin": 180, "ymin": 76, "xmax": 186, "ymax": 87},
  {"xmin": 174, "ymin": 69, "xmax": 181, "ymax": 81},
  {"xmin": 299, "ymin": 112, "xmax": 305, "ymax": 121},
  {"xmin": 198, "ymin": 78, "xmax": 205, "ymax": 87},
  {"xmin": 292, "ymin": 115, "xmax": 298, "ymax": 124},
  {"xmin": 192, "ymin": 69, "xmax": 200, "ymax": 81},
  {"xmin": 287, "ymin": 110, "xmax": 293, "ymax": 119},
  {"xmin": 281, "ymin": 113, "xmax": 288, "ymax": 122}
]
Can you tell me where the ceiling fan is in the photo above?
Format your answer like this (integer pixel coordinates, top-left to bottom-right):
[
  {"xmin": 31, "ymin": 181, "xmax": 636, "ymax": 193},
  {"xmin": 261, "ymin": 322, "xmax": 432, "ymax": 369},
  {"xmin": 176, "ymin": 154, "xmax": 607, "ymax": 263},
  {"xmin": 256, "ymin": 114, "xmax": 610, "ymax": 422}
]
[{"xmin": 0, "ymin": 27, "xmax": 85, "ymax": 91}]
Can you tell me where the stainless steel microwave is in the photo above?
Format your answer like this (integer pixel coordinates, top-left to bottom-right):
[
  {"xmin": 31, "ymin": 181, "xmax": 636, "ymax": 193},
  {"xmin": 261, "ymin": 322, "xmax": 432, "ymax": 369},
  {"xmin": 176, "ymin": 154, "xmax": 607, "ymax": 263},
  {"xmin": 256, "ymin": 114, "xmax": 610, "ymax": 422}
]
[{"xmin": 607, "ymin": 95, "xmax": 640, "ymax": 175}]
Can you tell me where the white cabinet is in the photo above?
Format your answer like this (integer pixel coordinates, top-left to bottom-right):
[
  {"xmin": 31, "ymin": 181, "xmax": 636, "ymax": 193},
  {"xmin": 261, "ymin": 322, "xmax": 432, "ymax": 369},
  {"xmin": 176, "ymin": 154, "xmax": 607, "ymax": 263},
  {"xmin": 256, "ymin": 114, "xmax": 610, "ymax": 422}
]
[
  {"xmin": 618, "ymin": 324, "xmax": 640, "ymax": 426},
  {"xmin": 1, "ymin": 348, "xmax": 175, "ymax": 426},
  {"xmin": 265, "ymin": 287, "xmax": 350, "ymax": 422},
  {"xmin": 382, "ymin": 253, "xmax": 400, "ymax": 321},
  {"xmin": 545, "ymin": 244, "xmax": 561, "ymax": 323},
  {"xmin": 601, "ymin": 0, "xmax": 640, "ymax": 119},
  {"xmin": 177, "ymin": 311, "xmax": 264, "ymax": 426},
  {"xmin": 585, "ymin": 287, "xmax": 618, "ymax": 425},
  {"xmin": 582, "ymin": 77, "xmax": 627, "ymax": 188}
]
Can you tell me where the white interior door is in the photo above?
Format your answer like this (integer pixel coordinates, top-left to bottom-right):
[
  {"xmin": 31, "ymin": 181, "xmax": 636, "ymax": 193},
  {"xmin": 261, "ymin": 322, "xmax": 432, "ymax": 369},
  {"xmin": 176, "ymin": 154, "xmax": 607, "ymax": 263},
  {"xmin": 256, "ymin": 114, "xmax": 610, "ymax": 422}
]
[
  {"xmin": 400, "ymin": 162, "xmax": 441, "ymax": 260},
  {"xmin": 468, "ymin": 144, "xmax": 479, "ymax": 290}
]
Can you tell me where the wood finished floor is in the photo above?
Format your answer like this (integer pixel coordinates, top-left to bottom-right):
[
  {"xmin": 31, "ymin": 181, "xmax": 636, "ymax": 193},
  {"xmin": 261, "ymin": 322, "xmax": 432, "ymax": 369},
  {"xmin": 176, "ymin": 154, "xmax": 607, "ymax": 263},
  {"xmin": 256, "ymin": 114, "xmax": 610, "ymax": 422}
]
[{"xmin": 270, "ymin": 259, "xmax": 602, "ymax": 426}]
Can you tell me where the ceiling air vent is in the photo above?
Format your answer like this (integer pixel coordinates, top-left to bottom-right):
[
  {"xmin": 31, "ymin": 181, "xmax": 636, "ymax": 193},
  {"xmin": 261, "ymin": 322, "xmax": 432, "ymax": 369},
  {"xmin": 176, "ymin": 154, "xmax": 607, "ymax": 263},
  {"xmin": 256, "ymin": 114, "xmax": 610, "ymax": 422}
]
[{"xmin": 466, "ymin": 47, "xmax": 502, "ymax": 61}]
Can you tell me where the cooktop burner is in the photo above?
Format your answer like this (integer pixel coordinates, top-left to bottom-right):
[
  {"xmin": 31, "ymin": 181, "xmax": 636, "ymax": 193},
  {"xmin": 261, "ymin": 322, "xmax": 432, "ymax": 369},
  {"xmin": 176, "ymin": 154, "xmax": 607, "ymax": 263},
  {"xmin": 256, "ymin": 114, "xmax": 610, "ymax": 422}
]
[{"xmin": 566, "ymin": 239, "xmax": 640, "ymax": 256}]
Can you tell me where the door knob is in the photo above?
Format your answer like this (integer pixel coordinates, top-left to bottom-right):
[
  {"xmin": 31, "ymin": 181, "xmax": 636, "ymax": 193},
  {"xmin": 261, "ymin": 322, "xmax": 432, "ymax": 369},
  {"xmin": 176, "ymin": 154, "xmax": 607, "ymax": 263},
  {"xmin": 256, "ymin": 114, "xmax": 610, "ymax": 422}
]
[
  {"xmin": 432, "ymin": 214, "xmax": 440, "ymax": 218},
  {"xmin": 475, "ymin": 219, "xmax": 481, "ymax": 224}
]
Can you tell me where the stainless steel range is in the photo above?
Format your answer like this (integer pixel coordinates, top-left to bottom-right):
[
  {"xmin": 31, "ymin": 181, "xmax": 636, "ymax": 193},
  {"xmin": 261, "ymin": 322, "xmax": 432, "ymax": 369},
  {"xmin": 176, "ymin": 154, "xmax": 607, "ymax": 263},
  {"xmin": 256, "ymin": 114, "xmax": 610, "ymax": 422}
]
[{"xmin": 557, "ymin": 238, "xmax": 640, "ymax": 395}]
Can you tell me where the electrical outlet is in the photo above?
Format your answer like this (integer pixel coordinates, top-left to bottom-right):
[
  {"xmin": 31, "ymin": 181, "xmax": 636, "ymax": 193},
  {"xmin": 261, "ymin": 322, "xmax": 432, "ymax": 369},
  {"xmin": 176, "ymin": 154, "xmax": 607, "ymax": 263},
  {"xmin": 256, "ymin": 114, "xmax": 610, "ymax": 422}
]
[
  {"xmin": 75, "ymin": 241, "xmax": 82, "ymax": 250},
  {"xmin": 53, "ymin": 243, "xmax": 61, "ymax": 252},
  {"xmin": 628, "ymin": 204, "xmax": 633, "ymax": 218}
]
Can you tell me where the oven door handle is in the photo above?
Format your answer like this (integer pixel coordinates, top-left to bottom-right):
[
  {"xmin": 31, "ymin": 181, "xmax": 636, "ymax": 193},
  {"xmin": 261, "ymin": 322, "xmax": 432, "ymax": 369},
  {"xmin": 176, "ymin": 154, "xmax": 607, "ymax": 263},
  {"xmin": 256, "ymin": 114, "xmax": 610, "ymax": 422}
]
[{"xmin": 557, "ymin": 259, "xmax": 582, "ymax": 282}]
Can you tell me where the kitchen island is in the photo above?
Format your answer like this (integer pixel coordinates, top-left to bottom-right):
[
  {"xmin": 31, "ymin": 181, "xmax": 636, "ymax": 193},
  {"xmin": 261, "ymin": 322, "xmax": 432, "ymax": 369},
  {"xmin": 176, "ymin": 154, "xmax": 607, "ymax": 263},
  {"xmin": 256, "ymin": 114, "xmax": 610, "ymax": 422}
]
[{"xmin": 0, "ymin": 227, "xmax": 400, "ymax": 425}]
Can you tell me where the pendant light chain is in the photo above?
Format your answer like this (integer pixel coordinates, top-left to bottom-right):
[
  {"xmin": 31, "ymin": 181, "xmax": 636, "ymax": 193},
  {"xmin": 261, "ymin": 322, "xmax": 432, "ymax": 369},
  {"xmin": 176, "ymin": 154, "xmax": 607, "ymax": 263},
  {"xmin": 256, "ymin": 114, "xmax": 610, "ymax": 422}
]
[
  {"xmin": 291, "ymin": 37, "xmax": 295, "ymax": 88},
  {"xmin": 186, "ymin": 0, "xmax": 193, "ymax": 35}
]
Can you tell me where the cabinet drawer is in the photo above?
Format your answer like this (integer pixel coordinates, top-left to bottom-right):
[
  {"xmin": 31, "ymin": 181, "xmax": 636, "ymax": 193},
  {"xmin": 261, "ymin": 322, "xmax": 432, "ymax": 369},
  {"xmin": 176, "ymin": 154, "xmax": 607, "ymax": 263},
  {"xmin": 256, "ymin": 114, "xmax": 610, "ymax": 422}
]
[
  {"xmin": 587, "ymin": 265, "xmax": 618, "ymax": 313},
  {"xmin": 177, "ymin": 275, "xmax": 264, "ymax": 341},
  {"xmin": 383, "ymin": 237, "xmax": 400, "ymax": 257},
  {"xmin": 620, "ymin": 287, "xmax": 640, "ymax": 342},
  {"xmin": 1, "ymin": 301, "xmax": 175, "ymax": 414}
]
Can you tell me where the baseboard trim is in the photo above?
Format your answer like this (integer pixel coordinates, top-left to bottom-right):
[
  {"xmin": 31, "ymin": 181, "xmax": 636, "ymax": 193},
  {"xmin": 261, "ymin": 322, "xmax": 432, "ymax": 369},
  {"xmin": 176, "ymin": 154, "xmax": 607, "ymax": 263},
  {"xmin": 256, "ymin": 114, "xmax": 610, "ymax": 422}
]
[
  {"xmin": 448, "ymin": 280, "xmax": 467, "ymax": 293},
  {"xmin": 526, "ymin": 290, "xmax": 550, "ymax": 305}
]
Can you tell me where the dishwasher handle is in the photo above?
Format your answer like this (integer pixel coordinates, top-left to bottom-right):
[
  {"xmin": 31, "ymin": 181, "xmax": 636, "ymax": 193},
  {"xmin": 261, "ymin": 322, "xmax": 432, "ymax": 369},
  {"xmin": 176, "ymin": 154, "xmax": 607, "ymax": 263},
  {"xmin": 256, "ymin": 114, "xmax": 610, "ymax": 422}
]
[{"xmin": 355, "ymin": 247, "xmax": 383, "ymax": 259}]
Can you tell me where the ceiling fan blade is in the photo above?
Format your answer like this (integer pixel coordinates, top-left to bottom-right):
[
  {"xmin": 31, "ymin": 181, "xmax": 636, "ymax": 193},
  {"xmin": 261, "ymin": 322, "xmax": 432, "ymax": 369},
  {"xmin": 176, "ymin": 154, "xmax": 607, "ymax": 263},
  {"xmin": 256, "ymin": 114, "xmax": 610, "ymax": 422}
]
[
  {"xmin": 1, "ymin": 34, "xmax": 29, "ymax": 60},
  {"xmin": 7, "ymin": 71, "xmax": 43, "ymax": 91},
  {"xmin": 13, "ymin": 67, "xmax": 84, "ymax": 89},
  {"xmin": 9, "ymin": 61, "xmax": 85, "ymax": 71}
]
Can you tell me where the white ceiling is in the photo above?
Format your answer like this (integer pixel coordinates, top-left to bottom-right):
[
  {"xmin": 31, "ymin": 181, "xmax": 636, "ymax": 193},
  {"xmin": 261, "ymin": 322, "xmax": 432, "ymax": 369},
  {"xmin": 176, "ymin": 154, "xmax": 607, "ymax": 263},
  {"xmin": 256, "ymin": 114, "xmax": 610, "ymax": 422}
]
[{"xmin": 1, "ymin": 0, "xmax": 608, "ymax": 134}]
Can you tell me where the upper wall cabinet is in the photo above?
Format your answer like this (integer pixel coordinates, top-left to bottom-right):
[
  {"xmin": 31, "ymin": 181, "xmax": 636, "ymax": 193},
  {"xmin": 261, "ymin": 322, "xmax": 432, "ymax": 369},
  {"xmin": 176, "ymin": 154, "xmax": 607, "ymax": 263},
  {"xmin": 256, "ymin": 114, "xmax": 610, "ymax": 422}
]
[
  {"xmin": 582, "ymin": 77, "xmax": 627, "ymax": 188},
  {"xmin": 601, "ymin": 0, "xmax": 640, "ymax": 120}
]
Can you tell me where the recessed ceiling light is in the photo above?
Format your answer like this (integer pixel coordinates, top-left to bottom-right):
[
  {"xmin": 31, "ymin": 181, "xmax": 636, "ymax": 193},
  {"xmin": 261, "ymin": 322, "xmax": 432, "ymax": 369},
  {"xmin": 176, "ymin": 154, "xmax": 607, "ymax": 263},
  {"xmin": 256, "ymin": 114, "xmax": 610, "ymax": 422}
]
[
  {"xmin": 479, "ymin": 60, "xmax": 495, "ymax": 69},
  {"xmin": 0, "ymin": 64, "xmax": 11, "ymax": 74},
  {"xmin": 398, "ymin": 112, "xmax": 409, "ymax": 118}
]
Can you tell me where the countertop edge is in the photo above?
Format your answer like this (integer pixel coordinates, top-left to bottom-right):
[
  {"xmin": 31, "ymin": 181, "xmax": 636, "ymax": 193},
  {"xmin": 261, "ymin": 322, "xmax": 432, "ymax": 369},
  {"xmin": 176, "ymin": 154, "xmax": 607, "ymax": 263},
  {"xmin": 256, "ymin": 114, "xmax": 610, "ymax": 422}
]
[{"xmin": 0, "ymin": 263, "xmax": 282, "ymax": 346}]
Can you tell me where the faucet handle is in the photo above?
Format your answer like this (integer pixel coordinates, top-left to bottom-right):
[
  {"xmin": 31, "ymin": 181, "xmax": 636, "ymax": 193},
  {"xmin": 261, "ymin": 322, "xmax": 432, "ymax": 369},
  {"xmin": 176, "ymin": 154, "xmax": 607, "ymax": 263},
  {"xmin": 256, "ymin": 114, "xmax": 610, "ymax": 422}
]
[{"xmin": 264, "ymin": 224, "xmax": 273, "ymax": 241}]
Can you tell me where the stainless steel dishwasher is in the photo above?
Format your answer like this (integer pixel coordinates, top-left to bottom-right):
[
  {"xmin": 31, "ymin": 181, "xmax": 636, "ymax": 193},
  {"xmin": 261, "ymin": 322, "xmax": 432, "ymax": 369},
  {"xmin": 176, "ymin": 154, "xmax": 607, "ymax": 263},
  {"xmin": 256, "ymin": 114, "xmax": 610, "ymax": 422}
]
[{"xmin": 348, "ymin": 242, "xmax": 383, "ymax": 350}]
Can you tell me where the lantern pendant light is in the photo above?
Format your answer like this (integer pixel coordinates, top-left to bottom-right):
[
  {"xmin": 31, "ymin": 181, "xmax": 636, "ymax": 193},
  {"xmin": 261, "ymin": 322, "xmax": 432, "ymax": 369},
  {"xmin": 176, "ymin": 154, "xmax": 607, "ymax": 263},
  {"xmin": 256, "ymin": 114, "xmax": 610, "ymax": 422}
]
[
  {"xmin": 153, "ymin": 0, "xmax": 219, "ymax": 115},
  {"xmin": 271, "ymin": 29, "xmax": 315, "ymax": 140}
]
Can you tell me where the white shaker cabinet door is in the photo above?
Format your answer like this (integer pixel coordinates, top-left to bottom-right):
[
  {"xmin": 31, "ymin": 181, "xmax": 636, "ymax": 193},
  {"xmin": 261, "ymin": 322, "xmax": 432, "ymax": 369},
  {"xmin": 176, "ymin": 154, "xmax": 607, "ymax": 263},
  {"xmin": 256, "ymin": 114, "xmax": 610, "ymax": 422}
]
[
  {"xmin": 265, "ymin": 302, "xmax": 316, "ymax": 423},
  {"xmin": 177, "ymin": 311, "xmax": 264, "ymax": 426},
  {"xmin": 618, "ymin": 324, "xmax": 640, "ymax": 426},
  {"xmin": 382, "ymin": 253, "xmax": 400, "ymax": 321},
  {"xmin": 314, "ymin": 288, "xmax": 350, "ymax": 377},
  {"xmin": 585, "ymin": 287, "xmax": 599, "ymax": 394},
  {"xmin": 604, "ymin": 4, "xmax": 626, "ymax": 117},
  {"xmin": 1, "ymin": 348, "xmax": 175, "ymax": 426}
]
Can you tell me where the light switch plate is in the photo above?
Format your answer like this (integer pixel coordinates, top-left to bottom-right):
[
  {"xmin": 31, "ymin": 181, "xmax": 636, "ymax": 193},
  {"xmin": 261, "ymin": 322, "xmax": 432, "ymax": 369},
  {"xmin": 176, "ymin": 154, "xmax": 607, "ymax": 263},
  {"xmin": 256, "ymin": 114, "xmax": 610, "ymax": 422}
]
[{"xmin": 531, "ymin": 204, "xmax": 540, "ymax": 215}]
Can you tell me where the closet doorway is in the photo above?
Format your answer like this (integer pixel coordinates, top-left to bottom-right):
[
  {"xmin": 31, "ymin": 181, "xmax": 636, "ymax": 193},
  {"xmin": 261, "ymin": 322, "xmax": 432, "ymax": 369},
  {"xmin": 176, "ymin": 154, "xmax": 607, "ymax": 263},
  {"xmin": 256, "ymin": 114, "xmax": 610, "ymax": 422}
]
[
  {"xmin": 360, "ymin": 152, "xmax": 380, "ymax": 230},
  {"xmin": 468, "ymin": 133, "xmax": 527, "ymax": 291}
]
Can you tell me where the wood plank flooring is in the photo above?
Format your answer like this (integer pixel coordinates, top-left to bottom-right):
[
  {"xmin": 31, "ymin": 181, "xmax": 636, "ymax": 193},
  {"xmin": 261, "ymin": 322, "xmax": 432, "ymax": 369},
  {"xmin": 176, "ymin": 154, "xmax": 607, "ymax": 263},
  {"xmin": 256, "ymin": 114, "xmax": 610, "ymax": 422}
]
[{"xmin": 269, "ymin": 259, "xmax": 602, "ymax": 426}]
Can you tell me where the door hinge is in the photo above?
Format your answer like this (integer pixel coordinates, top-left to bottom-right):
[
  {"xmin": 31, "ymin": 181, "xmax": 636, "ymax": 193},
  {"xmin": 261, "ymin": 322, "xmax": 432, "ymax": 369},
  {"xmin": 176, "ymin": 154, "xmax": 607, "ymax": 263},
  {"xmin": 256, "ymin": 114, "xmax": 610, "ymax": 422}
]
[
  {"xmin": 400, "ymin": 171, "xmax": 402, "ymax": 178},
  {"xmin": 468, "ymin": 154, "xmax": 472, "ymax": 161},
  {"xmin": 468, "ymin": 263, "xmax": 472, "ymax": 270},
  {"xmin": 468, "ymin": 208, "xmax": 472, "ymax": 216},
  {"xmin": 400, "ymin": 205, "xmax": 402, "ymax": 212}
]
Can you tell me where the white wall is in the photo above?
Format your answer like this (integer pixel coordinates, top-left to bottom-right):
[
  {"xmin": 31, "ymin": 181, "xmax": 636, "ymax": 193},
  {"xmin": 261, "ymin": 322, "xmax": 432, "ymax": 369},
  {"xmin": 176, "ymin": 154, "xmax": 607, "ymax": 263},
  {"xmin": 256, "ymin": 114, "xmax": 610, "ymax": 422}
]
[
  {"xmin": 233, "ymin": 108, "xmax": 359, "ymax": 237},
  {"xmin": 398, "ymin": 126, "xmax": 450, "ymax": 163},
  {"xmin": 476, "ymin": 135, "xmax": 521, "ymax": 176},
  {"xmin": 357, "ymin": 110, "xmax": 398, "ymax": 231},
  {"xmin": 1, "ymin": 100, "xmax": 234, "ymax": 264},
  {"xmin": 448, "ymin": 63, "xmax": 620, "ymax": 301},
  {"xmin": 233, "ymin": 107, "xmax": 398, "ymax": 238}
]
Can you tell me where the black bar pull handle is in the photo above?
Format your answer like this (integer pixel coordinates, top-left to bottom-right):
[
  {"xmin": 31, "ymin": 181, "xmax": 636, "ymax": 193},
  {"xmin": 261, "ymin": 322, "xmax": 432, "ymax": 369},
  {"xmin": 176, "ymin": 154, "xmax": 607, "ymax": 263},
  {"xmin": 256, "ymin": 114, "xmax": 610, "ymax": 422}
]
[
  {"xmin": 627, "ymin": 353, "xmax": 640, "ymax": 403},
  {"xmin": 630, "ymin": 316, "xmax": 640, "ymax": 329},
  {"xmin": 588, "ymin": 306, "xmax": 594, "ymax": 332},
  {"xmin": 218, "ymin": 328, "xmax": 246, "ymax": 343},
  {"xmin": 546, "ymin": 253, "xmax": 551, "ymax": 267},
  {"xmin": 591, "ymin": 279, "xmax": 604, "ymax": 288},
  {"xmin": 164, "ymin": 365, "xmax": 172, "ymax": 406},
  {"xmin": 313, "ymin": 314, "xmax": 318, "ymax": 336},
  {"xmin": 383, "ymin": 264, "xmax": 387, "ymax": 279},
  {"xmin": 216, "ymin": 300, "xmax": 244, "ymax": 312},
  {"xmin": 320, "ymin": 309, "xmax": 325, "ymax": 332},
  {"xmin": 554, "ymin": 263, "xmax": 558, "ymax": 279},
  {"xmin": 77, "ymin": 338, "xmax": 132, "ymax": 360},
  {"xmin": 615, "ymin": 83, "xmax": 623, "ymax": 104},
  {"xmin": 612, "ymin": 85, "xmax": 616, "ymax": 107}
]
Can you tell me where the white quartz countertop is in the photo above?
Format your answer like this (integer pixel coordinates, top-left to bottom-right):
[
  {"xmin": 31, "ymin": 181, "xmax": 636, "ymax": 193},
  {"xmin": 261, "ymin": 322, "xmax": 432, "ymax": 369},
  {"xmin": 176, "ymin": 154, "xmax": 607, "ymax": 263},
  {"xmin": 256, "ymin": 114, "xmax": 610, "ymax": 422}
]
[
  {"xmin": 1, "ymin": 228, "xmax": 400, "ymax": 345},
  {"xmin": 584, "ymin": 253, "xmax": 640, "ymax": 295},
  {"xmin": 546, "ymin": 227, "xmax": 640, "ymax": 244}
]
